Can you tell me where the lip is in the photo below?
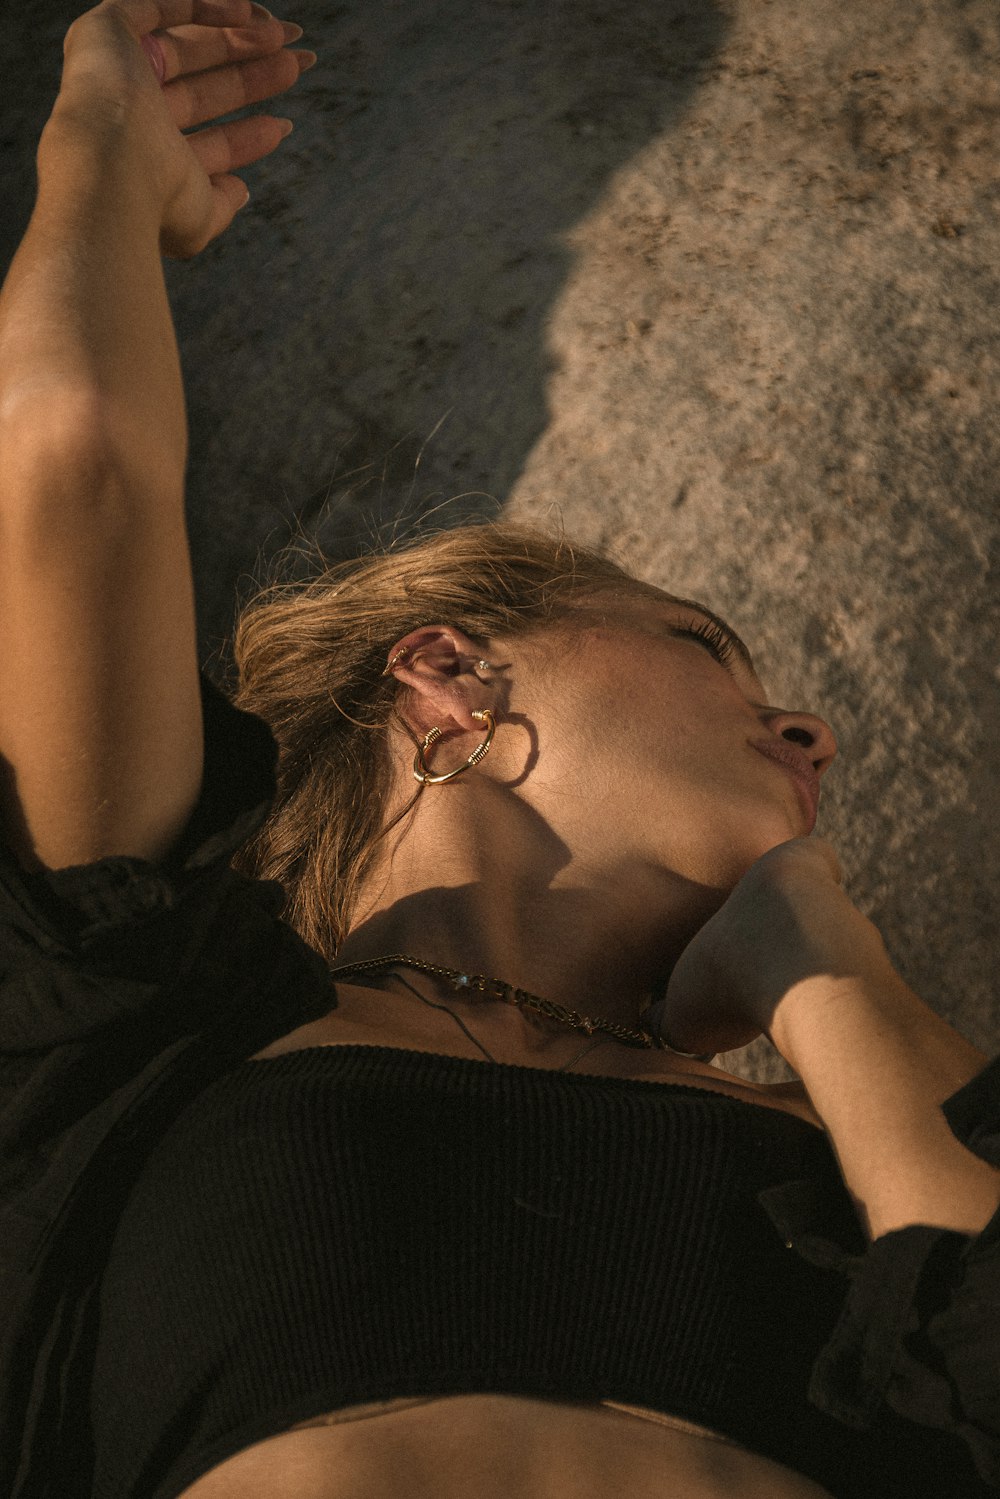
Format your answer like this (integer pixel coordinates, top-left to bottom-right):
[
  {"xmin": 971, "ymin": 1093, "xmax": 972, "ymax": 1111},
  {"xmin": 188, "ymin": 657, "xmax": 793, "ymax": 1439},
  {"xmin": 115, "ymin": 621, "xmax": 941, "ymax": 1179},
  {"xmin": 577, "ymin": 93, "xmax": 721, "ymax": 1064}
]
[{"xmin": 750, "ymin": 738, "xmax": 820, "ymax": 831}]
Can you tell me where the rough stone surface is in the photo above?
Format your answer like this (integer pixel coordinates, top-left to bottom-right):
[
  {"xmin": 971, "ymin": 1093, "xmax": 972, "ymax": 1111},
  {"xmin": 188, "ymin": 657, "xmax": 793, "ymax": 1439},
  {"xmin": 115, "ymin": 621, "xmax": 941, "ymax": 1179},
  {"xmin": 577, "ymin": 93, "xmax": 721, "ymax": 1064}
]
[{"xmin": 3, "ymin": 0, "xmax": 998, "ymax": 1081}]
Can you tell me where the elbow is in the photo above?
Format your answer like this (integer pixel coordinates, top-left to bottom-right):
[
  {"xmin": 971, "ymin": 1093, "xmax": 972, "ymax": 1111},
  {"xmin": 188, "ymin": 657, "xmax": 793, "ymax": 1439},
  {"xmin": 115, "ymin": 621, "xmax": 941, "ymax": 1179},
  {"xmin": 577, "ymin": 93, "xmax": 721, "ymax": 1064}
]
[{"xmin": 0, "ymin": 386, "xmax": 137, "ymax": 540}]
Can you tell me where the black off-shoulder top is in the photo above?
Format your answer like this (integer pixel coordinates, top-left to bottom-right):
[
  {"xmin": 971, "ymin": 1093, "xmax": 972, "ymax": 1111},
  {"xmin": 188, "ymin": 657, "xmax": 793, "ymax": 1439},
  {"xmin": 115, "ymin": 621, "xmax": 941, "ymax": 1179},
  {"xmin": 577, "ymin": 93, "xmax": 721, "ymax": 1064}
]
[{"xmin": 1, "ymin": 670, "xmax": 997, "ymax": 1498}]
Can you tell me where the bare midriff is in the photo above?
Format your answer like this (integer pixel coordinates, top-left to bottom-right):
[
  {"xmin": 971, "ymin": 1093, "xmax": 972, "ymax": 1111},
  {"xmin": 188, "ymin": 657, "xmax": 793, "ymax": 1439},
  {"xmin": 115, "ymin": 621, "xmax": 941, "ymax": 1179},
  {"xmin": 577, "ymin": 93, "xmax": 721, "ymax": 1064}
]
[
  {"xmin": 174, "ymin": 990, "xmax": 838, "ymax": 1499},
  {"xmin": 176, "ymin": 1394, "xmax": 836, "ymax": 1499}
]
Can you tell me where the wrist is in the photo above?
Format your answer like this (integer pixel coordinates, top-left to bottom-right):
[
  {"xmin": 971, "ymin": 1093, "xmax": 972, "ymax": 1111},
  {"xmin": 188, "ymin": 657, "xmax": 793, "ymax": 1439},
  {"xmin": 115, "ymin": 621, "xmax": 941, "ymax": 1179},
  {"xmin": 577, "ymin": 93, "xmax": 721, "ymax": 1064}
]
[
  {"xmin": 768, "ymin": 958, "xmax": 987, "ymax": 1094},
  {"xmin": 754, "ymin": 908, "xmax": 893, "ymax": 1054},
  {"xmin": 764, "ymin": 963, "xmax": 996, "ymax": 1240},
  {"xmin": 38, "ymin": 104, "xmax": 165, "ymax": 226},
  {"xmin": 765, "ymin": 948, "xmax": 904, "ymax": 1072}
]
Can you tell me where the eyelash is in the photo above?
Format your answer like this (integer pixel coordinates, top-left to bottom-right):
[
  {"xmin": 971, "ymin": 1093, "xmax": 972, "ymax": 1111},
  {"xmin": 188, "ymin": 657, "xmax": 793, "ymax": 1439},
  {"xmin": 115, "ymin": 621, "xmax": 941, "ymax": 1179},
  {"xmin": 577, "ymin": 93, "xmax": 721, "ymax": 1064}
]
[{"xmin": 679, "ymin": 620, "xmax": 740, "ymax": 670}]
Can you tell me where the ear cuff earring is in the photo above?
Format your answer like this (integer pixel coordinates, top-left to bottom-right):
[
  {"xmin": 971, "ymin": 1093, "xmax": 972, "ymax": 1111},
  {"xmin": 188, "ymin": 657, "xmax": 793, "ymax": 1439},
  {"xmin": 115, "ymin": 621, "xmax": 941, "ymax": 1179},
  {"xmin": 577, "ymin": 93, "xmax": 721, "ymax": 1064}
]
[{"xmin": 381, "ymin": 646, "xmax": 493, "ymax": 677}]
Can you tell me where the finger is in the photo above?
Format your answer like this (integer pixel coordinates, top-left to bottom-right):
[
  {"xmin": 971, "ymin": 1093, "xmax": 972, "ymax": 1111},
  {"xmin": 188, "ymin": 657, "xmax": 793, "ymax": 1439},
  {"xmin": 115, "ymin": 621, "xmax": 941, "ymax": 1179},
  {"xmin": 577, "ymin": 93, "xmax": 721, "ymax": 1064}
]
[
  {"xmin": 98, "ymin": 0, "xmax": 254, "ymax": 37},
  {"xmin": 148, "ymin": 12, "xmax": 298, "ymax": 84},
  {"xmin": 800, "ymin": 835, "xmax": 844, "ymax": 884},
  {"xmin": 168, "ymin": 45, "xmax": 312, "ymax": 129},
  {"xmin": 66, "ymin": 0, "xmax": 258, "ymax": 88},
  {"xmin": 140, "ymin": 32, "xmax": 168, "ymax": 82},
  {"xmin": 185, "ymin": 111, "xmax": 293, "ymax": 175},
  {"xmin": 163, "ymin": 169, "xmax": 249, "ymax": 260},
  {"xmin": 210, "ymin": 169, "xmax": 253, "ymax": 231},
  {"xmin": 770, "ymin": 835, "xmax": 844, "ymax": 887}
]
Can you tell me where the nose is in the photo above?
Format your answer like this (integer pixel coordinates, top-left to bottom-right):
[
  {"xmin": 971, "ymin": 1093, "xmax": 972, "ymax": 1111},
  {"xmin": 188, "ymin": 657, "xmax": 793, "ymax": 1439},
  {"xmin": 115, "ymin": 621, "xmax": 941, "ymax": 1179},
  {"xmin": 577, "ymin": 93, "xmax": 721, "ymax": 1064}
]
[{"xmin": 759, "ymin": 711, "xmax": 838, "ymax": 778}]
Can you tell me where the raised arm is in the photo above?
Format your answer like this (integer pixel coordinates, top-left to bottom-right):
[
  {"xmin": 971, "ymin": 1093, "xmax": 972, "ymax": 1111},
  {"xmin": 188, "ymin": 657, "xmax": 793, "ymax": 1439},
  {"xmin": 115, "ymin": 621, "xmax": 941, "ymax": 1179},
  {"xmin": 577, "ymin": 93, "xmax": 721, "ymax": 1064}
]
[{"xmin": 0, "ymin": 0, "xmax": 312, "ymax": 870}]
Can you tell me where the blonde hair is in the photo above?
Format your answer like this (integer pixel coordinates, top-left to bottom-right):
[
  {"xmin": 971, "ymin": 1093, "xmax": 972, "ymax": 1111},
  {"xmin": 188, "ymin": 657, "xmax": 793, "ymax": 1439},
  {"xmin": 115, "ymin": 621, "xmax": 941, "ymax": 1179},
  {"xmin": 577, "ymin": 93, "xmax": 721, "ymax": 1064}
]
[{"xmin": 228, "ymin": 522, "xmax": 637, "ymax": 963}]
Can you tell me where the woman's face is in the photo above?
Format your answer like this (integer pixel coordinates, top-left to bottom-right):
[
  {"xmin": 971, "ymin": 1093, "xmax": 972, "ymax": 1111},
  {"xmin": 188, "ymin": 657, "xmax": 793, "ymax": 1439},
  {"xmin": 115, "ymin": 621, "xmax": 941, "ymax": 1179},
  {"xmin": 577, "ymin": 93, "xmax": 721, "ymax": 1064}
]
[{"xmin": 501, "ymin": 585, "xmax": 839, "ymax": 895}]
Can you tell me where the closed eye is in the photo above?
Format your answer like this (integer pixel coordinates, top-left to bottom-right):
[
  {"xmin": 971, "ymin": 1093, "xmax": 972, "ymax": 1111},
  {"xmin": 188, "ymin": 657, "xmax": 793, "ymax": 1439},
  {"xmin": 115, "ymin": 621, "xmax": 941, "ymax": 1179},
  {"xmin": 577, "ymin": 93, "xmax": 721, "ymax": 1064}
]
[
  {"xmin": 663, "ymin": 596, "xmax": 758, "ymax": 679},
  {"xmin": 675, "ymin": 619, "xmax": 740, "ymax": 672}
]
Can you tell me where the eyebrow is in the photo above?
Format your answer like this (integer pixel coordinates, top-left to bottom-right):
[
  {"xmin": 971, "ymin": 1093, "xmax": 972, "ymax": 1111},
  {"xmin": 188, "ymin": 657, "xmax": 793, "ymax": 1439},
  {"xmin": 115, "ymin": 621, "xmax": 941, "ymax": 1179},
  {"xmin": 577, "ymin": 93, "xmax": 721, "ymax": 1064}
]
[{"xmin": 666, "ymin": 596, "xmax": 758, "ymax": 678}]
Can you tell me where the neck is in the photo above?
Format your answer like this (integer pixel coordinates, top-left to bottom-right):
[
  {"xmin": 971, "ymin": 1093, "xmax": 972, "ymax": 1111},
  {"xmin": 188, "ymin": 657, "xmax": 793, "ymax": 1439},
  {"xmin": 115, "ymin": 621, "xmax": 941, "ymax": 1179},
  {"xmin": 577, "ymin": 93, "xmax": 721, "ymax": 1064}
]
[{"xmin": 336, "ymin": 787, "xmax": 728, "ymax": 1039}]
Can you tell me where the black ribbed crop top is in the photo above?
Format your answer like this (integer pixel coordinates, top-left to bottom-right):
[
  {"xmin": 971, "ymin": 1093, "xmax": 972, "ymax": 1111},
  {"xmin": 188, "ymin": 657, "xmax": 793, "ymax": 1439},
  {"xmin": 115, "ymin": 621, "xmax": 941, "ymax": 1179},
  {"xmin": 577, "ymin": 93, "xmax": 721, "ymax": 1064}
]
[{"xmin": 90, "ymin": 1044, "xmax": 983, "ymax": 1499}]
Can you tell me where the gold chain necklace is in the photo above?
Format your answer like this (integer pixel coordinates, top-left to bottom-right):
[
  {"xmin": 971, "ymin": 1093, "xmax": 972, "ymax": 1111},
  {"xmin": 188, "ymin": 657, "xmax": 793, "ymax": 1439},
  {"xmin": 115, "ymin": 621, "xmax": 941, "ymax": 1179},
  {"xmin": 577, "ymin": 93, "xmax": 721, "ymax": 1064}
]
[
  {"xmin": 387, "ymin": 972, "xmax": 610, "ymax": 1074},
  {"xmin": 328, "ymin": 953, "xmax": 672, "ymax": 1052}
]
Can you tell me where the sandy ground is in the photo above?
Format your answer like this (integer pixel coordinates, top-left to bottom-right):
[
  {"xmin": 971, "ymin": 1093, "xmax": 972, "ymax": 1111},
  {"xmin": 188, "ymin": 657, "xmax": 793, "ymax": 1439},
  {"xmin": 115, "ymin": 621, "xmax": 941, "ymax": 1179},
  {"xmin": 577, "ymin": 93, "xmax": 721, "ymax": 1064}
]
[{"xmin": 3, "ymin": 0, "xmax": 998, "ymax": 1082}]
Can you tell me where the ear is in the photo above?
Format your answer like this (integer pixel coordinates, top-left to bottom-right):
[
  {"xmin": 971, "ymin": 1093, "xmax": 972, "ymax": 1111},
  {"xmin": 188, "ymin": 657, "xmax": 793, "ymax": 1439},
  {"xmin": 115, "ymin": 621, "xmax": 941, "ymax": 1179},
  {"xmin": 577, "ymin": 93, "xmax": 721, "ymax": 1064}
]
[{"xmin": 382, "ymin": 625, "xmax": 493, "ymax": 736}]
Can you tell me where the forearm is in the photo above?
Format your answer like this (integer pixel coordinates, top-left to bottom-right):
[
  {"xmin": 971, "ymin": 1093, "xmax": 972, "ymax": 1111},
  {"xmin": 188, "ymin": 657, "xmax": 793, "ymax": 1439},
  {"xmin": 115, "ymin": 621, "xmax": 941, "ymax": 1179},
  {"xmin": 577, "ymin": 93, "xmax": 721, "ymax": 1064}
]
[
  {"xmin": 0, "ymin": 109, "xmax": 185, "ymax": 486},
  {"xmin": 771, "ymin": 965, "xmax": 1000, "ymax": 1242}
]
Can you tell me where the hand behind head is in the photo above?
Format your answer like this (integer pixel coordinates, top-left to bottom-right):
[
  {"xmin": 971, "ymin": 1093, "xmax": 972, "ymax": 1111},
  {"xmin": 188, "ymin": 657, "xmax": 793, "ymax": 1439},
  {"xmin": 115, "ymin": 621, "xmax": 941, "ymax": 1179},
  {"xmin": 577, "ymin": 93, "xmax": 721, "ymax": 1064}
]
[{"xmin": 659, "ymin": 836, "xmax": 889, "ymax": 1058}]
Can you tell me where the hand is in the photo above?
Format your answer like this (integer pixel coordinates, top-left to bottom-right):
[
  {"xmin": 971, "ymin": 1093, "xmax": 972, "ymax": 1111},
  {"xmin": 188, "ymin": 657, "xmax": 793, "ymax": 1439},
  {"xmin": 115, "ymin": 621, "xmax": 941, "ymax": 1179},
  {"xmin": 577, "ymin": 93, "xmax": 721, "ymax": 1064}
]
[
  {"xmin": 642, "ymin": 837, "xmax": 894, "ymax": 1059},
  {"xmin": 43, "ymin": 0, "xmax": 315, "ymax": 259}
]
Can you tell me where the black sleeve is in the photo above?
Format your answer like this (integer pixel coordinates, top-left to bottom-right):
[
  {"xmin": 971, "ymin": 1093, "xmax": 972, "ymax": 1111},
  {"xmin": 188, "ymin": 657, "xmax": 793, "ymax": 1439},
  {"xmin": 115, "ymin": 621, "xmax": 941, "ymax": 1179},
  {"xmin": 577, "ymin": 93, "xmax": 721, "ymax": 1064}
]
[
  {"xmin": 0, "ymin": 670, "xmax": 335, "ymax": 1499},
  {"xmin": 0, "ymin": 666, "xmax": 332, "ymax": 1049},
  {"xmin": 0, "ymin": 667, "xmax": 332, "ymax": 1263},
  {"xmin": 760, "ymin": 1054, "xmax": 1000, "ymax": 1489},
  {"xmin": 0, "ymin": 666, "xmax": 279, "ymax": 967}
]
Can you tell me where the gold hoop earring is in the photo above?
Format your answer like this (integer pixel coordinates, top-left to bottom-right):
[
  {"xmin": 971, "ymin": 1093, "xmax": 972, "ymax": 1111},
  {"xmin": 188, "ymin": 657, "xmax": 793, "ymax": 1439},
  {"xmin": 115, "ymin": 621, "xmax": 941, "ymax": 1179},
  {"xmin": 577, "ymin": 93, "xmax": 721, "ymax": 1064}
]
[{"xmin": 413, "ymin": 710, "xmax": 496, "ymax": 785}]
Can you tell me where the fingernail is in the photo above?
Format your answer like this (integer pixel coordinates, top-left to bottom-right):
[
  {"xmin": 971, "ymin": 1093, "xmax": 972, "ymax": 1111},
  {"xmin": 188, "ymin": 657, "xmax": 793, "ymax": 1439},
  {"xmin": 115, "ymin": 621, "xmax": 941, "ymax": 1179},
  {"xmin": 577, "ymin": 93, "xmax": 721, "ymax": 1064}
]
[
  {"xmin": 282, "ymin": 21, "xmax": 304, "ymax": 41},
  {"xmin": 296, "ymin": 50, "xmax": 318, "ymax": 71},
  {"xmin": 276, "ymin": 118, "xmax": 294, "ymax": 139},
  {"xmin": 140, "ymin": 34, "xmax": 167, "ymax": 85}
]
